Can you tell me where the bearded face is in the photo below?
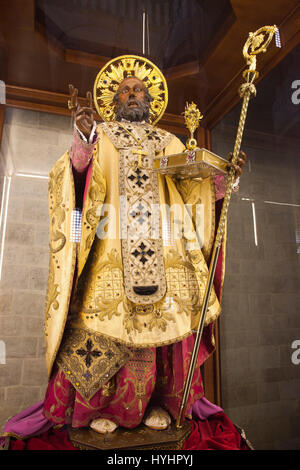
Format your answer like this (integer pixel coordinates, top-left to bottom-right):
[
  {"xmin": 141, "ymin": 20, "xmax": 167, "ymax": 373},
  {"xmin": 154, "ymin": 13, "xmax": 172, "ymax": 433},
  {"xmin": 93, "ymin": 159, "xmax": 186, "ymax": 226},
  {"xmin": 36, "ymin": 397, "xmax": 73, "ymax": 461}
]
[{"xmin": 113, "ymin": 77, "xmax": 153, "ymax": 122}]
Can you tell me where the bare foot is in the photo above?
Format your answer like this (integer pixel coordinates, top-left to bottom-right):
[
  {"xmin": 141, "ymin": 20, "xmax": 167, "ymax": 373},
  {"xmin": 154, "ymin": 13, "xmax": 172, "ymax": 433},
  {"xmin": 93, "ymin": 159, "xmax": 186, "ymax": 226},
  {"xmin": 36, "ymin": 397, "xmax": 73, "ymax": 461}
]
[
  {"xmin": 143, "ymin": 406, "xmax": 171, "ymax": 430},
  {"xmin": 90, "ymin": 418, "xmax": 118, "ymax": 434}
]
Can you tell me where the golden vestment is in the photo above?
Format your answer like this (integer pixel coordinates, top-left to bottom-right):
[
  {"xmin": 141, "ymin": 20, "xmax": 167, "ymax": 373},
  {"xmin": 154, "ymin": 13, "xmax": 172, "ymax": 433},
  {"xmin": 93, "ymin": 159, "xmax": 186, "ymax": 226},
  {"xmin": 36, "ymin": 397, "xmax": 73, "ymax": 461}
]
[{"xmin": 44, "ymin": 121, "xmax": 222, "ymax": 398}]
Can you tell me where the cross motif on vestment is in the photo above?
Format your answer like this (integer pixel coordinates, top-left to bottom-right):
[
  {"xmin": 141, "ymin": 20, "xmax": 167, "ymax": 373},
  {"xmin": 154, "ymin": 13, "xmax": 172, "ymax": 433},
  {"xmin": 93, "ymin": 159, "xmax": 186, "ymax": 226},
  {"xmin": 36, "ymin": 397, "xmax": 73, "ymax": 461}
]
[
  {"xmin": 76, "ymin": 338, "xmax": 102, "ymax": 368},
  {"xmin": 132, "ymin": 146, "xmax": 148, "ymax": 167}
]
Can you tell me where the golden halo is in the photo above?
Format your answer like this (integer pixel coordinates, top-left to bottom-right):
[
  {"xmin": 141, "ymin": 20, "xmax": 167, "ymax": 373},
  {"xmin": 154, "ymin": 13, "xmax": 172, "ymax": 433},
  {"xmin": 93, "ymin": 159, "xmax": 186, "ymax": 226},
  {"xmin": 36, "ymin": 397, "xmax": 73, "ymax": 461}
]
[{"xmin": 93, "ymin": 55, "xmax": 168, "ymax": 125}]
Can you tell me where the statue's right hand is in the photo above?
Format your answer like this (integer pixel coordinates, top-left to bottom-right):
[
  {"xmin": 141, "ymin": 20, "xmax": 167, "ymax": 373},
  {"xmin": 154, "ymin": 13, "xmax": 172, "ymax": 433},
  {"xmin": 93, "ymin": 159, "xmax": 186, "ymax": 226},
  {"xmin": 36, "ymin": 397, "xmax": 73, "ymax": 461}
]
[{"xmin": 68, "ymin": 84, "xmax": 95, "ymax": 139}]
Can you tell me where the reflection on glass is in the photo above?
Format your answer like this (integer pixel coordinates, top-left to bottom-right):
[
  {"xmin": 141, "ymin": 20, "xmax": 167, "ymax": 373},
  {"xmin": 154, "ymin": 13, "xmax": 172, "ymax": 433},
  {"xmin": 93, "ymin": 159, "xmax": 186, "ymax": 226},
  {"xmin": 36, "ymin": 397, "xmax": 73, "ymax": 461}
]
[
  {"xmin": 0, "ymin": 175, "xmax": 11, "ymax": 281},
  {"xmin": 15, "ymin": 173, "xmax": 49, "ymax": 180},
  {"xmin": 251, "ymin": 202, "xmax": 258, "ymax": 247}
]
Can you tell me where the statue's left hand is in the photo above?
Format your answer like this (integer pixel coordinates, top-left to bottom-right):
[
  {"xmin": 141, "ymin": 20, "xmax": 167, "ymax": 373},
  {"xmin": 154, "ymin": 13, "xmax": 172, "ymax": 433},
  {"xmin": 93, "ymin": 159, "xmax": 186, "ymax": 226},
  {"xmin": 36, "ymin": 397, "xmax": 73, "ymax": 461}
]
[{"xmin": 227, "ymin": 151, "xmax": 247, "ymax": 180}]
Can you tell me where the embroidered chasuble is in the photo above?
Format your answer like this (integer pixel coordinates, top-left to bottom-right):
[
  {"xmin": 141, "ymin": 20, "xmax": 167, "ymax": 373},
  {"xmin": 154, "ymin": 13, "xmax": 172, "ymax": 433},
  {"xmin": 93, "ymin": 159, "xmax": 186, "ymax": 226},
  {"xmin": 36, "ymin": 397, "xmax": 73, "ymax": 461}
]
[{"xmin": 45, "ymin": 121, "xmax": 222, "ymax": 403}]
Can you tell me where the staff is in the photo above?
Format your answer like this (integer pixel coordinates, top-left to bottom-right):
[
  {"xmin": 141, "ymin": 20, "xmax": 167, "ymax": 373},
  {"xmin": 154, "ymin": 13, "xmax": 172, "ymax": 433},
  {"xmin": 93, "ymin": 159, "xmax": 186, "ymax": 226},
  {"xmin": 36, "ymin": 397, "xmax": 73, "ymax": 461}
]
[{"xmin": 176, "ymin": 25, "xmax": 278, "ymax": 429}]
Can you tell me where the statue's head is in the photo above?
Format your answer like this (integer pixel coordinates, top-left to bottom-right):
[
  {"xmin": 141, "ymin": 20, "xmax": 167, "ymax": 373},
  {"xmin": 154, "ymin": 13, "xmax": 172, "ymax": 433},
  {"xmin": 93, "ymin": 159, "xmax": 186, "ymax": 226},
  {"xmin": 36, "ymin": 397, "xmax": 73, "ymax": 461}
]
[
  {"xmin": 113, "ymin": 76, "xmax": 153, "ymax": 122},
  {"xmin": 93, "ymin": 56, "xmax": 167, "ymax": 125}
]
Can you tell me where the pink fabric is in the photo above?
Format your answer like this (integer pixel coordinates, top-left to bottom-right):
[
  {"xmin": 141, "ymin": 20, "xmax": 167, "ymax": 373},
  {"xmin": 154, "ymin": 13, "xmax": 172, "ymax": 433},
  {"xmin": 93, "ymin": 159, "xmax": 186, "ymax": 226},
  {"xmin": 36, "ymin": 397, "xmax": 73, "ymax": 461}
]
[
  {"xmin": 43, "ymin": 348, "xmax": 157, "ymax": 429},
  {"xmin": 150, "ymin": 327, "xmax": 214, "ymax": 418},
  {"xmin": 70, "ymin": 128, "xmax": 94, "ymax": 173},
  {"xmin": 42, "ymin": 328, "xmax": 214, "ymax": 430},
  {"xmin": 182, "ymin": 412, "xmax": 250, "ymax": 450},
  {"xmin": 214, "ymin": 174, "xmax": 227, "ymax": 201},
  {"xmin": 189, "ymin": 396, "xmax": 223, "ymax": 420},
  {"xmin": 0, "ymin": 400, "xmax": 53, "ymax": 448}
]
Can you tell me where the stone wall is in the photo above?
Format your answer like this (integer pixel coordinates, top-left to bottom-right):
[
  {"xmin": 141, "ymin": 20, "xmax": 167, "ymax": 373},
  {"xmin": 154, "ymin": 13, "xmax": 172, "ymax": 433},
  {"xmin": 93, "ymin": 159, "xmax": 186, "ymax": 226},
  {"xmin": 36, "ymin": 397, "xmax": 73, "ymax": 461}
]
[
  {"xmin": 212, "ymin": 122, "xmax": 300, "ymax": 449},
  {"xmin": 0, "ymin": 108, "xmax": 72, "ymax": 432}
]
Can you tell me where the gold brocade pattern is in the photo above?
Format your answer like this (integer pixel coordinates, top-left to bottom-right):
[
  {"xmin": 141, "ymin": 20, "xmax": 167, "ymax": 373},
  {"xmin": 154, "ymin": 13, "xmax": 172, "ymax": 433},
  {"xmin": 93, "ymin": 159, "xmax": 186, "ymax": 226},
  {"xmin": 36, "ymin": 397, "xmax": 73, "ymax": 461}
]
[
  {"xmin": 101, "ymin": 377, "xmax": 116, "ymax": 397},
  {"xmin": 45, "ymin": 126, "xmax": 222, "ymax": 376},
  {"xmin": 48, "ymin": 164, "xmax": 67, "ymax": 255},
  {"xmin": 44, "ymin": 256, "xmax": 59, "ymax": 322},
  {"xmin": 44, "ymin": 152, "xmax": 106, "ymax": 377},
  {"xmin": 77, "ymin": 157, "xmax": 106, "ymax": 278},
  {"xmin": 127, "ymin": 349, "xmax": 155, "ymax": 398},
  {"xmin": 56, "ymin": 328, "xmax": 132, "ymax": 401},
  {"xmin": 101, "ymin": 121, "xmax": 172, "ymax": 305},
  {"xmin": 67, "ymin": 125, "xmax": 221, "ymax": 346},
  {"xmin": 71, "ymin": 245, "xmax": 219, "ymax": 344},
  {"xmin": 44, "ymin": 155, "xmax": 77, "ymax": 377},
  {"xmin": 175, "ymin": 176, "xmax": 215, "ymax": 261}
]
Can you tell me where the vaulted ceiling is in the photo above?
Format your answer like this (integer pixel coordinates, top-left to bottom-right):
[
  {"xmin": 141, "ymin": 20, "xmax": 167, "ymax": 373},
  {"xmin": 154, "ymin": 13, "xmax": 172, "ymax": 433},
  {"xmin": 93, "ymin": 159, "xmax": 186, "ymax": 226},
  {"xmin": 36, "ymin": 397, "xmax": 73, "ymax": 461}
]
[{"xmin": 0, "ymin": 0, "xmax": 299, "ymax": 133}]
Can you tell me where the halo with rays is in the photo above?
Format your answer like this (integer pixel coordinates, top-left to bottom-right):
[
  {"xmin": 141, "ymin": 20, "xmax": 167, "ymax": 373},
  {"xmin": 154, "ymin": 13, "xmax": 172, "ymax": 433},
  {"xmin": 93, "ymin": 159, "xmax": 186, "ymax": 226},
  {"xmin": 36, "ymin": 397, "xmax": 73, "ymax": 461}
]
[{"xmin": 93, "ymin": 55, "xmax": 168, "ymax": 125}]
